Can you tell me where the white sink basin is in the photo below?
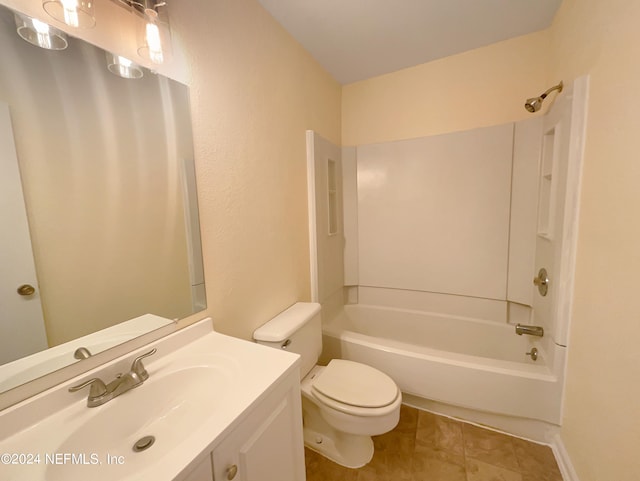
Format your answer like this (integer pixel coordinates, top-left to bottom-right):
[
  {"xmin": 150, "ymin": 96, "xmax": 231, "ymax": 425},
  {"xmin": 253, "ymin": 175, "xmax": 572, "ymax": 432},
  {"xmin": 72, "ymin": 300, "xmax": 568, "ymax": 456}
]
[
  {"xmin": 47, "ymin": 360, "xmax": 235, "ymax": 481},
  {"xmin": 0, "ymin": 319, "xmax": 299, "ymax": 481}
]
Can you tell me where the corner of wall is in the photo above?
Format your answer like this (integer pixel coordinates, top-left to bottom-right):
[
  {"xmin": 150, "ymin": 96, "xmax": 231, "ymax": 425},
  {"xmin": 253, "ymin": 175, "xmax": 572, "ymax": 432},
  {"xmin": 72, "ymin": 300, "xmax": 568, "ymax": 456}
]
[{"xmin": 552, "ymin": 434, "xmax": 582, "ymax": 481}]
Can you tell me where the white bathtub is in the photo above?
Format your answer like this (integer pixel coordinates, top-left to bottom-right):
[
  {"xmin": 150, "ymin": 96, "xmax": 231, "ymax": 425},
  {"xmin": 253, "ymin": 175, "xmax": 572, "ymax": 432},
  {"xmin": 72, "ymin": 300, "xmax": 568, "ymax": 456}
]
[{"xmin": 321, "ymin": 304, "xmax": 563, "ymax": 424}]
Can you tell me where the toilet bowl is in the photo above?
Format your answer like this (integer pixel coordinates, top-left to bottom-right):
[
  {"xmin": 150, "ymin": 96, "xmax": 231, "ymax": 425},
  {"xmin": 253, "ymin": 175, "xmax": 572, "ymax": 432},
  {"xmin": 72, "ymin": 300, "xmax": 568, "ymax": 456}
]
[
  {"xmin": 253, "ymin": 302, "xmax": 401, "ymax": 468},
  {"xmin": 301, "ymin": 361, "xmax": 401, "ymax": 467}
]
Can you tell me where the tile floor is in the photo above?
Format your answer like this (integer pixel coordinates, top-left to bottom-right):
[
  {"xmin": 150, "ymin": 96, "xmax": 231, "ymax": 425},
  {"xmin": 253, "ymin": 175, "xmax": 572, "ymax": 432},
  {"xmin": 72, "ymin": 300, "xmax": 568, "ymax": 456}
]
[{"xmin": 304, "ymin": 405, "xmax": 563, "ymax": 481}]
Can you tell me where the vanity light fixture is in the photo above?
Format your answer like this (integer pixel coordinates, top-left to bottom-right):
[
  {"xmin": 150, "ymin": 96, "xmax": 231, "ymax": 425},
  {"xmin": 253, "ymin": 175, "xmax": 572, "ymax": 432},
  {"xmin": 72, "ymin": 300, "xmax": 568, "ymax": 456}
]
[
  {"xmin": 106, "ymin": 52, "xmax": 144, "ymax": 79},
  {"xmin": 141, "ymin": 18, "xmax": 163, "ymax": 64},
  {"xmin": 134, "ymin": 0, "xmax": 171, "ymax": 65},
  {"xmin": 14, "ymin": 12, "xmax": 68, "ymax": 50},
  {"xmin": 42, "ymin": 0, "xmax": 96, "ymax": 29},
  {"xmin": 109, "ymin": 0, "xmax": 171, "ymax": 65}
]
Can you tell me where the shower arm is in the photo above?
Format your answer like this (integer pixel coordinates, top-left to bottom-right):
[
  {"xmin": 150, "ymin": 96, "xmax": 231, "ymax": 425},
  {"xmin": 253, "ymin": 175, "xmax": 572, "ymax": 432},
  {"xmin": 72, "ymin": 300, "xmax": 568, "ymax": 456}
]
[{"xmin": 540, "ymin": 81, "xmax": 563, "ymax": 100}]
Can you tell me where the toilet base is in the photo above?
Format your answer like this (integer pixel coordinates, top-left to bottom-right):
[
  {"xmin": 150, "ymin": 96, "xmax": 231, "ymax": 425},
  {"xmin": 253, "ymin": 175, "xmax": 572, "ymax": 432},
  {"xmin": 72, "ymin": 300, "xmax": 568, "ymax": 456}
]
[
  {"xmin": 303, "ymin": 422, "xmax": 374, "ymax": 469},
  {"xmin": 302, "ymin": 396, "xmax": 374, "ymax": 468}
]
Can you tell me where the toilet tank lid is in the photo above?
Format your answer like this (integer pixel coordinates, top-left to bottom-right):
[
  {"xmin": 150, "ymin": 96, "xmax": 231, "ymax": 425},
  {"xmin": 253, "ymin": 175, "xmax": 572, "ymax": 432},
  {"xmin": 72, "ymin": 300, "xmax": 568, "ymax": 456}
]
[{"xmin": 253, "ymin": 302, "xmax": 321, "ymax": 342}]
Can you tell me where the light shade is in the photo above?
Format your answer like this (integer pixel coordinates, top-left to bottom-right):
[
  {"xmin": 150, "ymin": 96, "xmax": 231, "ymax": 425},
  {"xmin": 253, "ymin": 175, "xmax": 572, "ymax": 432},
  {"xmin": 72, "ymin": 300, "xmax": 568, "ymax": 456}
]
[
  {"xmin": 106, "ymin": 52, "xmax": 144, "ymax": 79},
  {"xmin": 42, "ymin": 0, "xmax": 96, "ymax": 28},
  {"xmin": 137, "ymin": 5, "xmax": 171, "ymax": 65},
  {"xmin": 15, "ymin": 13, "xmax": 68, "ymax": 50}
]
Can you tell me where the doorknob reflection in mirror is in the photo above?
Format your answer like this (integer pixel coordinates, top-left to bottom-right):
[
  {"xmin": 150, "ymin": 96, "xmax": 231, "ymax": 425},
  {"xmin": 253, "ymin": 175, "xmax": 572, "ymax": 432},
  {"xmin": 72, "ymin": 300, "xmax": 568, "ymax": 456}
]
[
  {"xmin": 533, "ymin": 268, "xmax": 549, "ymax": 296},
  {"xmin": 17, "ymin": 284, "xmax": 36, "ymax": 296}
]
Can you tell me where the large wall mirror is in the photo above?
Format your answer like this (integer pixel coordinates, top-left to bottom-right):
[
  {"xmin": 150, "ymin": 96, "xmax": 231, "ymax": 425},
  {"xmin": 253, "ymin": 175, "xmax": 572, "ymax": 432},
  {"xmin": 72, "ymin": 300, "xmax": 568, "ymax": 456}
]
[{"xmin": 0, "ymin": 3, "xmax": 205, "ymax": 395}]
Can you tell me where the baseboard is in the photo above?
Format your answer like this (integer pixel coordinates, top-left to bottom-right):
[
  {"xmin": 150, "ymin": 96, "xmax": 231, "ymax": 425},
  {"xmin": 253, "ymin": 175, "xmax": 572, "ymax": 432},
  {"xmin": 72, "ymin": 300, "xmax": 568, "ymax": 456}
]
[{"xmin": 551, "ymin": 434, "xmax": 581, "ymax": 481}]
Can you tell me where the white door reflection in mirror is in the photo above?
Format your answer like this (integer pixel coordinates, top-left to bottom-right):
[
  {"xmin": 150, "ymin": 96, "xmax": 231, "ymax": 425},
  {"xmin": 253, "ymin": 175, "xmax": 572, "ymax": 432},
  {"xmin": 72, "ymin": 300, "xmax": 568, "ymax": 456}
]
[{"xmin": 0, "ymin": 101, "xmax": 47, "ymax": 364}]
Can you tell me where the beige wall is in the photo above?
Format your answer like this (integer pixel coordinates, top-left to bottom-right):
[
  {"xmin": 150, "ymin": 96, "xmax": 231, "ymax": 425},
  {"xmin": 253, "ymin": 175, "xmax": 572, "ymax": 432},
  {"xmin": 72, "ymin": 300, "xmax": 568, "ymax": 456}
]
[
  {"xmin": 170, "ymin": 0, "xmax": 342, "ymax": 339},
  {"xmin": 342, "ymin": 30, "xmax": 550, "ymax": 146},
  {"xmin": 550, "ymin": 1, "xmax": 640, "ymax": 480}
]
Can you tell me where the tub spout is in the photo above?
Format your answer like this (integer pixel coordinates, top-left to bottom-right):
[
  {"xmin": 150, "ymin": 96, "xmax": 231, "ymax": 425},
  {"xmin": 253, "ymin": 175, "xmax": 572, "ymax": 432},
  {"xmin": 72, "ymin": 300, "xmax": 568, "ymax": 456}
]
[{"xmin": 515, "ymin": 324, "xmax": 544, "ymax": 337}]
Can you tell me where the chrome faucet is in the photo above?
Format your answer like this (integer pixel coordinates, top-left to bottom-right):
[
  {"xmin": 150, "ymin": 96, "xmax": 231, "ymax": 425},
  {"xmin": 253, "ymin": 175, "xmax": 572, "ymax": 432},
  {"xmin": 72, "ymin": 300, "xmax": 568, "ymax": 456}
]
[
  {"xmin": 69, "ymin": 348, "xmax": 156, "ymax": 407},
  {"xmin": 515, "ymin": 324, "xmax": 544, "ymax": 337}
]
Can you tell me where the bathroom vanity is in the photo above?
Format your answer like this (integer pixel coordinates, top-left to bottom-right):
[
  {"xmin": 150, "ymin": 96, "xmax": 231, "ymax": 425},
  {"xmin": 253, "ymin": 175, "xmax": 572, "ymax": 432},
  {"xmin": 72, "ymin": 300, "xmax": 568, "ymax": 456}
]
[
  {"xmin": 0, "ymin": 319, "xmax": 306, "ymax": 481},
  {"xmin": 186, "ymin": 370, "xmax": 303, "ymax": 481}
]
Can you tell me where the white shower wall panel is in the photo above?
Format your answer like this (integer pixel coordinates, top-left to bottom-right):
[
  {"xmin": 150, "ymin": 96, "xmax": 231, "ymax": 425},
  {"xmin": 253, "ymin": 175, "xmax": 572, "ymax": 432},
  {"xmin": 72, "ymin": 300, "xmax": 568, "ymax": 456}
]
[
  {"xmin": 341, "ymin": 146, "xmax": 359, "ymax": 286},
  {"xmin": 307, "ymin": 131, "xmax": 344, "ymax": 305},
  {"xmin": 357, "ymin": 124, "xmax": 514, "ymax": 300},
  {"xmin": 508, "ymin": 118, "xmax": 543, "ymax": 306}
]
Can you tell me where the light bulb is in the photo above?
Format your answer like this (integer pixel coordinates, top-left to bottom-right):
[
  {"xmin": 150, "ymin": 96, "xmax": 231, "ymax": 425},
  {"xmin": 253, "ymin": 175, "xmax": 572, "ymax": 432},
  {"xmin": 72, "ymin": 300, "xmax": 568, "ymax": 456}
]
[
  {"xmin": 145, "ymin": 22, "xmax": 164, "ymax": 64},
  {"xmin": 118, "ymin": 56, "xmax": 133, "ymax": 67},
  {"xmin": 31, "ymin": 18, "xmax": 52, "ymax": 49},
  {"xmin": 61, "ymin": 0, "xmax": 79, "ymax": 28},
  {"xmin": 31, "ymin": 18, "xmax": 50, "ymax": 34}
]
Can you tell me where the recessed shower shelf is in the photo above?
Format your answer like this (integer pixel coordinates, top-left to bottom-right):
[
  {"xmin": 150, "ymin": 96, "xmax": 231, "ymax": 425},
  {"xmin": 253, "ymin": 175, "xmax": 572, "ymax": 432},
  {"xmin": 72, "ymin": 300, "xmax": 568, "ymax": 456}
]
[
  {"xmin": 537, "ymin": 127, "xmax": 556, "ymax": 237},
  {"xmin": 327, "ymin": 158, "xmax": 338, "ymax": 235}
]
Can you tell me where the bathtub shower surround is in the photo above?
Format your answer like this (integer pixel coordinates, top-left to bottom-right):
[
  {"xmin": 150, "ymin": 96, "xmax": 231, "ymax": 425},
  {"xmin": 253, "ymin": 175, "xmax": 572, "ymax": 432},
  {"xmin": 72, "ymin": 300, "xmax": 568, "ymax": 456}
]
[
  {"xmin": 309, "ymin": 77, "xmax": 588, "ymax": 442},
  {"xmin": 306, "ymin": 131, "xmax": 344, "ymax": 306},
  {"xmin": 356, "ymin": 122, "xmax": 515, "ymax": 301},
  {"xmin": 344, "ymin": 77, "xmax": 586, "ymax": 347},
  {"xmin": 353, "ymin": 120, "xmax": 543, "ymax": 309}
]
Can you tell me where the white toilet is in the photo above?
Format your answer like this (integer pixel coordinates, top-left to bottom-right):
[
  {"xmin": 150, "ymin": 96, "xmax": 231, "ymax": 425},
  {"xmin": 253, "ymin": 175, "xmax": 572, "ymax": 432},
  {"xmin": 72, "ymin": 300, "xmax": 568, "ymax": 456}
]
[{"xmin": 253, "ymin": 302, "xmax": 401, "ymax": 468}]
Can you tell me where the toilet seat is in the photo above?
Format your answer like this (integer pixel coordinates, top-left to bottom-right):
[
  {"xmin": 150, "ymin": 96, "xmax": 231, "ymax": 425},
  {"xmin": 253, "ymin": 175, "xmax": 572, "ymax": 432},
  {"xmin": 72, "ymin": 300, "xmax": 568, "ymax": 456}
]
[{"xmin": 311, "ymin": 359, "xmax": 399, "ymax": 416}]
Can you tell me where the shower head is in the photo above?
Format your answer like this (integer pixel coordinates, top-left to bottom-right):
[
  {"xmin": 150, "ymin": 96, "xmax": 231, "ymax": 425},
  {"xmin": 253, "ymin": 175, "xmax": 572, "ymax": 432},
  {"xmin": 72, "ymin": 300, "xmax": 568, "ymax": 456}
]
[
  {"xmin": 524, "ymin": 96, "xmax": 544, "ymax": 113},
  {"xmin": 524, "ymin": 81, "xmax": 563, "ymax": 113}
]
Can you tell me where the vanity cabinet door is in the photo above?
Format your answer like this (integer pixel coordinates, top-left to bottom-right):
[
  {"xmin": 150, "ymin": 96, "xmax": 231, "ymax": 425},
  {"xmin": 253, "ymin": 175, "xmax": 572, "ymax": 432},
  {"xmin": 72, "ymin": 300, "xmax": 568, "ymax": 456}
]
[
  {"xmin": 180, "ymin": 455, "xmax": 214, "ymax": 481},
  {"xmin": 212, "ymin": 374, "xmax": 305, "ymax": 481}
]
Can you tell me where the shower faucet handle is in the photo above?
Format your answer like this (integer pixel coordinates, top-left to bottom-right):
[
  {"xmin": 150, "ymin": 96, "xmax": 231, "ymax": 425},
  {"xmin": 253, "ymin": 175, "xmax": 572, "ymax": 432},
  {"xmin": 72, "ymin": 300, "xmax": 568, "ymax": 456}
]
[{"xmin": 533, "ymin": 268, "xmax": 549, "ymax": 296}]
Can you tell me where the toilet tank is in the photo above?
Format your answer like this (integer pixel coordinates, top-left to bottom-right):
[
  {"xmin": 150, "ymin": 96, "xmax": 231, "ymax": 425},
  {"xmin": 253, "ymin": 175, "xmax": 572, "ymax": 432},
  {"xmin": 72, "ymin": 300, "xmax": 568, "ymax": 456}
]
[{"xmin": 253, "ymin": 302, "xmax": 322, "ymax": 379}]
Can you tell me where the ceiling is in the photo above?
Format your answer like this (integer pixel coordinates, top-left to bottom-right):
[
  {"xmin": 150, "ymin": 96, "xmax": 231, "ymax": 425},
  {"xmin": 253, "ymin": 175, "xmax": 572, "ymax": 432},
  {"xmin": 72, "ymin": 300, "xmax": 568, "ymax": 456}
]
[{"xmin": 256, "ymin": 0, "xmax": 563, "ymax": 85}]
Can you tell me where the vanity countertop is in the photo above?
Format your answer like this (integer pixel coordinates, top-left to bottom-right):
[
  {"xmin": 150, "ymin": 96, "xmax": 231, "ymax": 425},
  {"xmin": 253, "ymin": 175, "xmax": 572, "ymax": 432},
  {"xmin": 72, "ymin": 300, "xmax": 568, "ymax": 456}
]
[{"xmin": 0, "ymin": 318, "xmax": 301, "ymax": 480}]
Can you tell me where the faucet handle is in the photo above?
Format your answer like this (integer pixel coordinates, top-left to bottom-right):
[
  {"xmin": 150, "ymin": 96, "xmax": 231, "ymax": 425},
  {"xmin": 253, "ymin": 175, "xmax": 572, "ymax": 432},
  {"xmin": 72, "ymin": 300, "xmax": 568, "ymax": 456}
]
[
  {"xmin": 68, "ymin": 378, "xmax": 108, "ymax": 401},
  {"xmin": 130, "ymin": 348, "xmax": 157, "ymax": 381}
]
